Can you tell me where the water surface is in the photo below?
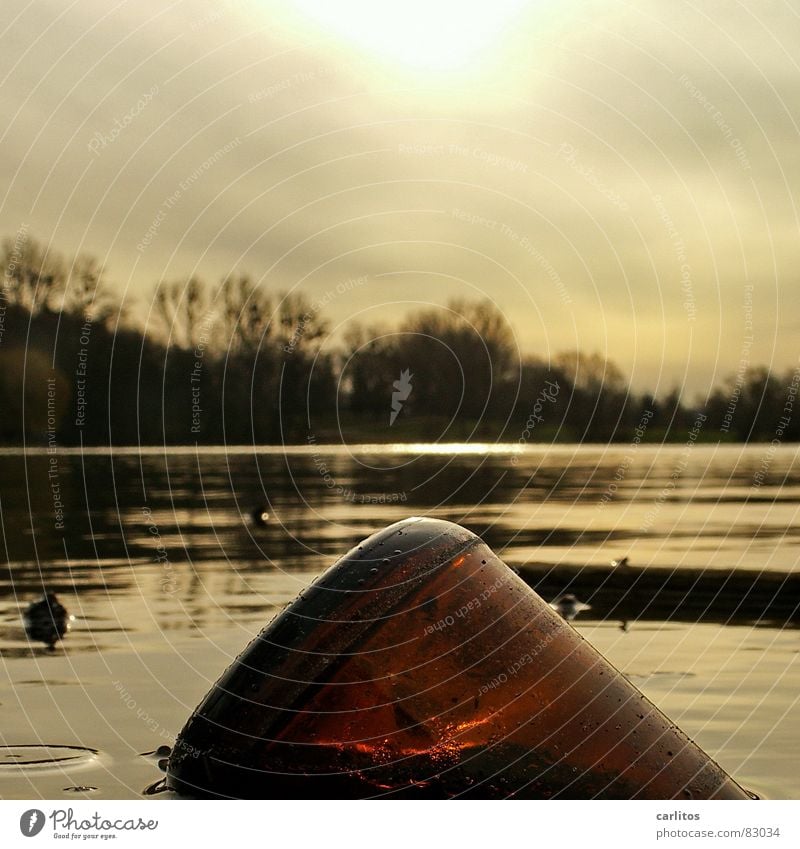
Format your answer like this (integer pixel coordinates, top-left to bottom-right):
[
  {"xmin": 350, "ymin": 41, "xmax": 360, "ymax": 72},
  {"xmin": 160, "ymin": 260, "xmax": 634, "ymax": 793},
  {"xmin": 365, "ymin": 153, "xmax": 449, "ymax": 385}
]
[{"xmin": 0, "ymin": 444, "xmax": 797, "ymax": 798}]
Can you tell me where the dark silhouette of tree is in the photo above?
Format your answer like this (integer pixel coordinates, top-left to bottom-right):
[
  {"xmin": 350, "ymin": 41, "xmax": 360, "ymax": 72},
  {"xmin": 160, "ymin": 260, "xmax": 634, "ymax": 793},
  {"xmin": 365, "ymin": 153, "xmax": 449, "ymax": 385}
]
[
  {"xmin": 58, "ymin": 253, "xmax": 120, "ymax": 323},
  {"xmin": 153, "ymin": 277, "xmax": 214, "ymax": 350},
  {"xmin": 341, "ymin": 299, "xmax": 518, "ymax": 438},
  {"xmin": 402, "ymin": 298, "xmax": 516, "ymax": 418},
  {"xmin": 509, "ymin": 357, "xmax": 568, "ymax": 437},
  {"xmin": 553, "ymin": 350, "xmax": 629, "ymax": 441},
  {"xmin": 1, "ymin": 235, "xmax": 66, "ymax": 314},
  {"xmin": 704, "ymin": 366, "xmax": 791, "ymax": 440},
  {"xmin": 1, "ymin": 230, "xmax": 796, "ymax": 447},
  {"xmin": 342, "ymin": 326, "xmax": 402, "ymax": 422},
  {"xmin": 216, "ymin": 273, "xmax": 271, "ymax": 354}
]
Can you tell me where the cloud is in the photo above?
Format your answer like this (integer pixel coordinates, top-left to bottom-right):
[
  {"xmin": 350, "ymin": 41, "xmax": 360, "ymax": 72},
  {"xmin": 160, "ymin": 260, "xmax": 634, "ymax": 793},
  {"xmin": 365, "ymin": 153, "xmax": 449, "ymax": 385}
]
[{"xmin": 2, "ymin": 0, "xmax": 799, "ymax": 395}]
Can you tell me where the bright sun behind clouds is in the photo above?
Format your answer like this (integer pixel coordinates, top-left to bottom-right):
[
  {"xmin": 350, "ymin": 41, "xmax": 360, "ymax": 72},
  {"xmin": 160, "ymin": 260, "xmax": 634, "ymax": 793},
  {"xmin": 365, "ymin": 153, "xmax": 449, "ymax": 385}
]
[{"xmin": 285, "ymin": 0, "xmax": 529, "ymax": 73}]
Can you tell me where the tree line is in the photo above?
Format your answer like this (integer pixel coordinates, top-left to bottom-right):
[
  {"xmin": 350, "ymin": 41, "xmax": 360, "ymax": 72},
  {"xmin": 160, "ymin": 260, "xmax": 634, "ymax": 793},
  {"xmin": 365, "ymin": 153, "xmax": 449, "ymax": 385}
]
[{"xmin": 1, "ymin": 233, "xmax": 797, "ymax": 445}]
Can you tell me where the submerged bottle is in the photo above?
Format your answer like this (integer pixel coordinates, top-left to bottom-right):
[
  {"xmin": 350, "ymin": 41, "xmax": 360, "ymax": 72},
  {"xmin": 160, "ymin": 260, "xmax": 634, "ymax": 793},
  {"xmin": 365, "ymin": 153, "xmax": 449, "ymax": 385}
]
[{"xmin": 167, "ymin": 517, "xmax": 751, "ymax": 799}]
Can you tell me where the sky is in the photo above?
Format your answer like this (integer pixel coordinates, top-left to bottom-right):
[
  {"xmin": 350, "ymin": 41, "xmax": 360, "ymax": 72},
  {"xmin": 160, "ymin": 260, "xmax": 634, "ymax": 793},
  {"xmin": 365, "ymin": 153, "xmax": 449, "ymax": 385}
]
[{"xmin": 1, "ymin": 0, "xmax": 799, "ymax": 398}]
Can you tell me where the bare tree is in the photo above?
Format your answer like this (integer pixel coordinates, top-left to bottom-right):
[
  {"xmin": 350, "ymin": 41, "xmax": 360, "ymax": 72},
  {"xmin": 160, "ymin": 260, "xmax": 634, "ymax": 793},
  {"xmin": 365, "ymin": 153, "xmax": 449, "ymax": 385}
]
[
  {"xmin": 215, "ymin": 273, "xmax": 272, "ymax": 354},
  {"xmin": 553, "ymin": 350, "xmax": 627, "ymax": 393},
  {"xmin": 274, "ymin": 291, "xmax": 328, "ymax": 353},
  {"xmin": 398, "ymin": 299, "xmax": 517, "ymax": 419},
  {"xmin": 60, "ymin": 253, "xmax": 120, "ymax": 322},
  {"xmin": 153, "ymin": 277, "xmax": 214, "ymax": 349},
  {"xmin": 1, "ymin": 235, "xmax": 66, "ymax": 314},
  {"xmin": 554, "ymin": 350, "xmax": 629, "ymax": 439}
]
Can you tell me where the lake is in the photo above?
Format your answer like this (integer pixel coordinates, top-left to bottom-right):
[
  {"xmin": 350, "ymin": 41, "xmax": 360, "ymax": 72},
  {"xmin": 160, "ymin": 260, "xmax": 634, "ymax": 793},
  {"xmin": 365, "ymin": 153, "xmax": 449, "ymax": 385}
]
[{"xmin": 0, "ymin": 443, "xmax": 797, "ymax": 799}]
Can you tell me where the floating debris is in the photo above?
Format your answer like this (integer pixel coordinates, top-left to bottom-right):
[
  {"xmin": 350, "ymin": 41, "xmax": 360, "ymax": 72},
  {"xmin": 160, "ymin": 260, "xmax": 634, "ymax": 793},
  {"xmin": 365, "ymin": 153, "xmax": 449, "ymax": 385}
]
[
  {"xmin": 251, "ymin": 507, "xmax": 270, "ymax": 527},
  {"xmin": 549, "ymin": 593, "xmax": 592, "ymax": 620},
  {"xmin": 139, "ymin": 745, "xmax": 172, "ymax": 759},
  {"xmin": 168, "ymin": 517, "xmax": 752, "ymax": 800},
  {"xmin": 22, "ymin": 594, "xmax": 73, "ymax": 650}
]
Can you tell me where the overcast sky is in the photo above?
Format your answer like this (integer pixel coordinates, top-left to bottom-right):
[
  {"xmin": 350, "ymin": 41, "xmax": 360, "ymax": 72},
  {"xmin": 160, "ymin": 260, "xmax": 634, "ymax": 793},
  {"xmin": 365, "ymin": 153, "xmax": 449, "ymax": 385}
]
[{"xmin": 2, "ymin": 0, "xmax": 799, "ymax": 397}]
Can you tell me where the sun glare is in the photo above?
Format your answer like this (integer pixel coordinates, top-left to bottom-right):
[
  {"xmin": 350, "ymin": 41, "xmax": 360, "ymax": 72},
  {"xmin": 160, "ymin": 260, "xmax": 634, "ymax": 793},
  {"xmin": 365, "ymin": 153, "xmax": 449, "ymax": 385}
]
[{"xmin": 286, "ymin": 0, "xmax": 528, "ymax": 73}]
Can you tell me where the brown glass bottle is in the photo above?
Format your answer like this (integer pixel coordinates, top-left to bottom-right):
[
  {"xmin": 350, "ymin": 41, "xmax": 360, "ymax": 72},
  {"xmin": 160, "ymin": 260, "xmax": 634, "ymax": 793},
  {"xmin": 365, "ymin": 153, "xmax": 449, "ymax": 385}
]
[{"xmin": 167, "ymin": 517, "xmax": 751, "ymax": 799}]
